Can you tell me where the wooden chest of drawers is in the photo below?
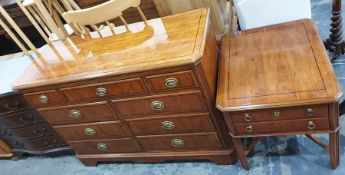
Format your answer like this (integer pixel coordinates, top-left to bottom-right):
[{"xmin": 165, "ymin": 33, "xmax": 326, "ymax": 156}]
[
  {"xmin": 0, "ymin": 92, "xmax": 71, "ymax": 159},
  {"xmin": 12, "ymin": 9, "xmax": 236, "ymax": 166}
]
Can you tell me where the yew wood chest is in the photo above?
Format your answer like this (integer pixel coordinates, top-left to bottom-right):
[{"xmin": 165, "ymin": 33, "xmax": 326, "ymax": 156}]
[
  {"xmin": 217, "ymin": 19, "xmax": 343, "ymax": 170},
  {"xmin": 12, "ymin": 9, "xmax": 236, "ymax": 166}
]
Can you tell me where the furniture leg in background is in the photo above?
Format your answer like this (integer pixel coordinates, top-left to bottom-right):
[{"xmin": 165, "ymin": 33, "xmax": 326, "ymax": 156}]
[{"xmin": 0, "ymin": 140, "xmax": 12, "ymax": 158}]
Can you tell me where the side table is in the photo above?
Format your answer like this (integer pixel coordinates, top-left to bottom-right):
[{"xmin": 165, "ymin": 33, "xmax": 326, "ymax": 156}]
[{"xmin": 216, "ymin": 19, "xmax": 343, "ymax": 170}]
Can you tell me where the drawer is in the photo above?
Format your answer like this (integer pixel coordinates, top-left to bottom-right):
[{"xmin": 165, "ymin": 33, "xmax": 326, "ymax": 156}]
[
  {"xmin": 60, "ymin": 78, "xmax": 147, "ymax": 102},
  {"xmin": 127, "ymin": 113, "xmax": 215, "ymax": 135},
  {"xmin": 112, "ymin": 91, "xmax": 207, "ymax": 118},
  {"xmin": 6, "ymin": 134, "xmax": 68, "ymax": 151},
  {"xmin": 0, "ymin": 93, "xmax": 29, "ymax": 115},
  {"xmin": 24, "ymin": 90, "xmax": 65, "ymax": 108},
  {"xmin": 145, "ymin": 71, "xmax": 198, "ymax": 92},
  {"xmin": 1, "ymin": 122, "xmax": 56, "ymax": 139},
  {"xmin": 234, "ymin": 118, "xmax": 330, "ymax": 136},
  {"xmin": 69, "ymin": 138, "xmax": 140, "ymax": 154},
  {"xmin": 0, "ymin": 110, "xmax": 45, "ymax": 128},
  {"xmin": 54, "ymin": 121, "xmax": 130, "ymax": 141},
  {"xmin": 231, "ymin": 104, "xmax": 328, "ymax": 123},
  {"xmin": 39, "ymin": 102, "xmax": 116, "ymax": 125},
  {"xmin": 138, "ymin": 132, "xmax": 222, "ymax": 151}
]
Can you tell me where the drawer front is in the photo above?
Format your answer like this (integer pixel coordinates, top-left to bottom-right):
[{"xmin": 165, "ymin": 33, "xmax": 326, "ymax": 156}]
[
  {"xmin": 127, "ymin": 113, "xmax": 215, "ymax": 135},
  {"xmin": 0, "ymin": 93, "xmax": 29, "ymax": 115},
  {"xmin": 69, "ymin": 138, "xmax": 140, "ymax": 154},
  {"xmin": 24, "ymin": 90, "xmax": 65, "ymax": 108},
  {"xmin": 232, "ymin": 105, "xmax": 328, "ymax": 123},
  {"xmin": 60, "ymin": 78, "xmax": 147, "ymax": 102},
  {"xmin": 1, "ymin": 122, "xmax": 56, "ymax": 139},
  {"xmin": 54, "ymin": 121, "xmax": 130, "ymax": 141},
  {"xmin": 145, "ymin": 71, "xmax": 198, "ymax": 92},
  {"xmin": 6, "ymin": 134, "xmax": 67, "ymax": 151},
  {"xmin": 138, "ymin": 132, "xmax": 222, "ymax": 151},
  {"xmin": 0, "ymin": 110, "xmax": 44, "ymax": 128},
  {"xmin": 235, "ymin": 118, "xmax": 330, "ymax": 135},
  {"xmin": 112, "ymin": 91, "xmax": 207, "ymax": 118},
  {"xmin": 39, "ymin": 102, "xmax": 116, "ymax": 125}
]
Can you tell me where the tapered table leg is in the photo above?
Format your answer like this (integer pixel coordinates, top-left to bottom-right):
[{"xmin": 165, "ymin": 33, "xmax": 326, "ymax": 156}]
[
  {"xmin": 232, "ymin": 137, "xmax": 250, "ymax": 170},
  {"xmin": 329, "ymin": 131, "xmax": 340, "ymax": 169}
]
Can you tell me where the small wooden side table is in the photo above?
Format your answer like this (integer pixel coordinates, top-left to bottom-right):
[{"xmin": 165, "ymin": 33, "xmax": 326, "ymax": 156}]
[{"xmin": 216, "ymin": 19, "xmax": 343, "ymax": 170}]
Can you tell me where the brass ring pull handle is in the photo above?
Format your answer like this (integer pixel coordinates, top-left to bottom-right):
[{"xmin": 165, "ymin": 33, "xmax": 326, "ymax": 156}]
[
  {"xmin": 307, "ymin": 121, "xmax": 316, "ymax": 130},
  {"xmin": 273, "ymin": 111, "xmax": 280, "ymax": 117},
  {"xmin": 96, "ymin": 87, "xmax": 107, "ymax": 97},
  {"xmin": 171, "ymin": 139, "xmax": 184, "ymax": 147},
  {"xmin": 39, "ymin": 95, "xmax": 48, "ymax": 104},
  {"xmin": 306, "ymin": 108, "xmax": 314, "ymax": 116},
  {"xmin": 244, "ymin": 113, "xmax": 252, "ymax": 122},
  {"xmin": 165, "ymin": 78, "xmax": 178, "ymax": 88},
  {"xmin": 151, "ymin": 101, "xmax": 165, "ymax": 111},
  {"xmin": 70, "ymin": 110, "xmax": 82, "ymax": 119},
  {"xmin": 245, "ymin": 125, "xmax": 253, "ymax": 132},
  {"xmin": 97, "ymin": 143, "xmax": 108, "ymax": 152},
  {"xmin": 162, "ymin": 121, "xmax": 175, "ymax": 130},
  {"xmin": 84, "ymin": 128, "xmax": 96, "ymax": 136}
]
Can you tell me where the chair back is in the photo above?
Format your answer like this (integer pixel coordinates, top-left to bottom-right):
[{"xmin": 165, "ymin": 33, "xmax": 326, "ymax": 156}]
[{"xmin": 234, "ymin": 0, "xmax": 311, "ymax": 30}]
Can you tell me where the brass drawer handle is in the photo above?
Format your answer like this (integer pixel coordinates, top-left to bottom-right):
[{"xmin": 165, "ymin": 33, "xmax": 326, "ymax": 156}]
[
  {"xmin": 171, "ymin": 138, "xmax": 184, "ymax": 147},
  {"xmin": 307, "ymin": 121, "xmax": 316, "ymax": 130},
  {"xmin": 162, "ymin": 121, "xmax": 175, "ymax": 130},
  {"xmin": 273, "ymin": 111, "xmax": 280, "ymax": 117},
  {"xmin": 70, "ymin": 110, "xmax": 81, "ymax": 119},
  {"xmin": 39, "ymin": 95, "xmax": 48, "ymax": 104},
  {"xmin": 306, "ymin": 108, "xmax": 314, "ymax": 116},
  {"xmin": 96, "ymin": 87, "xmax": 107, "ymax": 97},
  {"xmin": 97, "ymin": 143, "xmax": 108, "ymax": 152},
  {"xmin": 151, "ymin": 101, "xmax": 165, "ymax": 111},
  {"xmin": 165, "ymin": 78, "xmax": 178, "ymax": 88},
  {"xmin": 245, "ymin": 125, "xmax": 253, "ymax": 132},
  {"xmin": 244, "ymin": 113, "xmax": 252, "ymax": 121},
  {"xmin": 84, "ymin": 128, "xmax": 96, "ymax": 136}
]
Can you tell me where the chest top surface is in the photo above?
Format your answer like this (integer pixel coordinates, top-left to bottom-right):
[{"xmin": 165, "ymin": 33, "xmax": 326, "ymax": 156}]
[
  {"xmin": 12, "ymin": 9, "xmax": 210, "ymax": 90},
  {"xmin": 217, "ymin": 19, "xmax": 343, "ymax": 112}
]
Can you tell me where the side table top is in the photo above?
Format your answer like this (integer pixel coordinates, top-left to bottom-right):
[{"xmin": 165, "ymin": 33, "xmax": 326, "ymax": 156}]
[{"xmin": 216, "ymin": 19, "xmax": 343, "ymax": 111}]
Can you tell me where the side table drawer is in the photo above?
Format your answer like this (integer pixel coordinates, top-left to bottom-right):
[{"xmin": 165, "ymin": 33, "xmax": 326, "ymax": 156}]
[
  {"xmin": 235, "ymin": 118, "xmax": 329, "ymax": 135},
  {"xmin": 138, "ymin": 132, "xmax": 222, "ymax": 151},
  {"xmin": 127, "ymin": 113, "xmax": 215, "ymax": 135},
  {"xmin": 39, "ymin": 102, "xmax": 116, "ymax": 125},
  {"xmin": 145, "ymin": 71, "xmax": 198, "ymax": 92},
  {"xmin": 69, "ymin": 138, "xmax": 140, "ymax": 154},
  {"xmin": 232, "ymin": 105, "xmax": 328, "ymax": 123},
  {"xmin": 60, "ymin": 78, "xmax": 147, "ymax": 102},
  {"xmin": 54, "ymin": 121, "xmax": 130, "ymax": 141},
  {"xmin": 112, "ymin": 91, "xmax": 207, "ymax": 118},
  {"xmin": 24, "ymin": 90, "xmax": 65, "ymax": 108}
]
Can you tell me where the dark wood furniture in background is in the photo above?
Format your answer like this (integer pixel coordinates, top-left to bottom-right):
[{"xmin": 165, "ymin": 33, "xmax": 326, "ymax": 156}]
[
  {"xmin": 217, "ymin": 20, "xmax": 343, "ymax": 170},
  {"xmin": 0, "ymin": 92, "xmax": 72, "ymax": 159},
  {"xmin": 12, "ymin": 9, "xmax": 236, "ymax": 166}
]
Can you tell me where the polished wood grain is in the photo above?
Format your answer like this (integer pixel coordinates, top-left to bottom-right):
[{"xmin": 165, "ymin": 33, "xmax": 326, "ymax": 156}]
[
  {"xmin": 38, "ymin": 101, "xmax": 117, "ymax": 125},
  {"xmin": 60, "ymin": 78, "xmax": 147, "ymax": 102},
  {"xmin": 12, "ymin": 9, "xmax": 210, "ymax": 90},
  {"xmin": 24, "ymin": 90, "xmax": 65, "ymax": 108},
  {"xmin": 126, "ymin": 113, "xmax": 215, "ymax": 135},
  {"xmin": 137, "ymin": 132, "xmax": 222, "ymax": 151},
  {"xmin": 54, "ymin": 121, "xmax": 130, "ymax": 141},
  {"xmin": 231, "ymin": 104, "xmax": 328, "ymax": 123},
  {"xmin": 69, "ymin": 138, "xmax": 140, "ymax": 154},
  {"xmin": 112, "ymin": 91, "xmax": 207, "ymax": 118},
  {"xmin": 217, "ymin": 20, "xmax": 343, "ymax": 112},
  {"xmin": 217, "ymin": 20, "xmax": 343, "ymax": 170},
  {"xmin": 145, "ymin": 71, "xmax": 198, "ymax": 92}
]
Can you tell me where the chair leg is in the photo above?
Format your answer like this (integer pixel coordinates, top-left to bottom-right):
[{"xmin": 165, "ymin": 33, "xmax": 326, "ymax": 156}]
[
  {"xmin": 120, "ymin": 15, "xmax": 130, "ymax": 31},
  {"xmin": 137, "ymin": 7, "xmax": 148, "ymax": 24}
]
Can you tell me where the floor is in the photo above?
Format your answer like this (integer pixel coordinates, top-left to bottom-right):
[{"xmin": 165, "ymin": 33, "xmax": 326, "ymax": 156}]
[{"xmin": 1, "ymin": 0, "xmax": 345, "ymax": 174}]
